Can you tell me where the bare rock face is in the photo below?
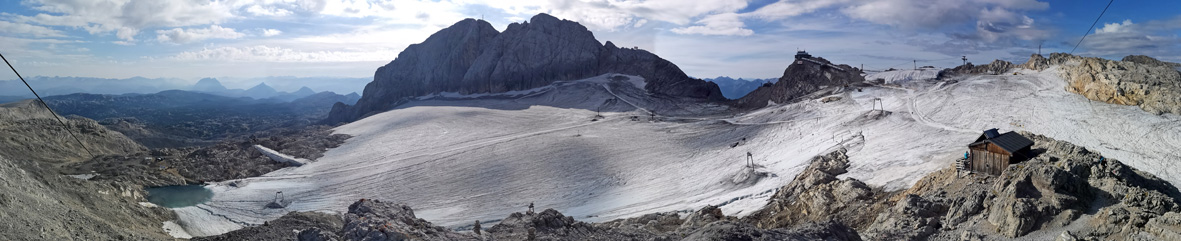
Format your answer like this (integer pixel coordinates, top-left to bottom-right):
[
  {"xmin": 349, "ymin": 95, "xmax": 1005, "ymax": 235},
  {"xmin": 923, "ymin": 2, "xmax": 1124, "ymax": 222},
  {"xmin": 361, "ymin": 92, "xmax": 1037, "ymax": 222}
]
[
  {"xmin": 326, "ymin": 13, "xmax": 723, "ymax": 124},
  {"xmin": 340, "ymin": 199, "xmax": 477, "ymax": 241},
  {"xmin": 1032, "ymin": 53, "xmax": 1181, "ymax": 115},
  {"xmin": 682, "ymin": 220, "xmax": 861, "ymax": 241},
  {"xmin": 984, "ymin": 161, "xmax": 1091, "ymax": 237},
  {"xmin": 861, "ymin": 194, "xmax": 944, "ymax": 240},
  {"xmin": 745, "ymin": 149, "xmax": 883, "ymax": 230},
  {"xmin": 1019, "ymin": 53, "xmax": 1049, "ymax": 71},
  {"xmin": 1145, "ymin": 212, "xmax": 1181, "ymax": 240},
  {"xmin": 937, "ymin": 59, "xmax": 1016, "ymax": 79},
  {"xmin": 196, "ymin": 212, "xmax": 343, "ymax": 241},
  {"xmin": 737, "ymin": 57, "xmax": 865, "ymax": 108},
  {"xmin": 1122, "ymin": 55, "xmax": 1181, "ymax": 68}
]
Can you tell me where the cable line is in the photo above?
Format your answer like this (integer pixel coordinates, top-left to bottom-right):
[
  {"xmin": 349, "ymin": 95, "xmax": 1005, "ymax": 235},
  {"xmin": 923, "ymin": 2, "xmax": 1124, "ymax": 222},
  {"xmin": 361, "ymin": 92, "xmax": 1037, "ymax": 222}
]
[
  {"xmin": 1070, "ymin": 0, "xmax": 1115, "ymax": 54},
  {"xmin": 0, "ymin": 52, "xmax": 95, "ymax": 157}
]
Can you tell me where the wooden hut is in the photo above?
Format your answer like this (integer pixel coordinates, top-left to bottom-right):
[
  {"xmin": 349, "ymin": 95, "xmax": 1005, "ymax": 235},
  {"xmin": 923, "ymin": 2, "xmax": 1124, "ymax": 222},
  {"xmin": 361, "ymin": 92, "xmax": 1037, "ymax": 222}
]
[{"xmin": 967, "ymin": 128, "xmax": 1033, "ymax": 175}]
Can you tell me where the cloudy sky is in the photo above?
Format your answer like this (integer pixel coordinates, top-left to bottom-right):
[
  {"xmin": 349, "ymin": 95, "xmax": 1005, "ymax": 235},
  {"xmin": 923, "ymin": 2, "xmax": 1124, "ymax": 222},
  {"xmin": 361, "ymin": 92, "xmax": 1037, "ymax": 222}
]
[{"xmin": 1, "ymin": 0, "xmax": 1179, "ymax": 80}]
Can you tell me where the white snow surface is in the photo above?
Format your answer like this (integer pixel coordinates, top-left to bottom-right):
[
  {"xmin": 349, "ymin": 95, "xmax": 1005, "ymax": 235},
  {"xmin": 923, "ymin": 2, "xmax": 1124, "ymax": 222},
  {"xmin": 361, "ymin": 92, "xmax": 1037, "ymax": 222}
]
[
  {"xmin": 255, "ymin": 145, "xmax": 308, "ymax": 166},
  {"xmin": 865, "ymin": 68, "xmax": 940, "ymax": 85},
  {"xmin": 176, "ymin": 70, "xmax": 1181, "ymax": 237},
  {"xmin": 162, "ymin": 221, "xmax": 193, "ymax": 239}
]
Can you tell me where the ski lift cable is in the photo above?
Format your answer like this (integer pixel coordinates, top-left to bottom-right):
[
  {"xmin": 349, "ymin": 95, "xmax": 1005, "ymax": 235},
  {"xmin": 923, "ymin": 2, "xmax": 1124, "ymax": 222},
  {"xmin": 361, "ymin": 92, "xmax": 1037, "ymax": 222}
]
[
  {"xmin": 0, "ymin": 52, "xmax": 95, "ymax": 157},
  {"xmin": 1070, "ymin": 0, "xmax": 1115, "ymax": 54}
]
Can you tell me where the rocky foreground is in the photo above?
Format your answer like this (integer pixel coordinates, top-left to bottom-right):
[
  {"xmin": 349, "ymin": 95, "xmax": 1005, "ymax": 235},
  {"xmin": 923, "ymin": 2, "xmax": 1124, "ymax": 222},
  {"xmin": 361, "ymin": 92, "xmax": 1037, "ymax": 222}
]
[
  {"xmin": 0, "ymin": 99, "xmax": 144, "ymax": 164},
  {"xmin": 213, "ymin": 132, "xmax": 1180, "ymax": 240}
]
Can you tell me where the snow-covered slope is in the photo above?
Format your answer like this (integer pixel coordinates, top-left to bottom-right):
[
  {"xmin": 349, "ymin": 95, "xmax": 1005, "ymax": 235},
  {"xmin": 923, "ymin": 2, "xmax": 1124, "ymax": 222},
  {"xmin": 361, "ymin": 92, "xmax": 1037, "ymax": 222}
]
[
  {"xmin": 254, "ymin": 145, "xmax": 307, "ymax": 166},
  {"xmin": 173, "ymin": 70, "xmax": 1181, "ymax": 237},
  {"xmin": 864, "ymin": 68, "xmax": 940, "ymax": 85}
]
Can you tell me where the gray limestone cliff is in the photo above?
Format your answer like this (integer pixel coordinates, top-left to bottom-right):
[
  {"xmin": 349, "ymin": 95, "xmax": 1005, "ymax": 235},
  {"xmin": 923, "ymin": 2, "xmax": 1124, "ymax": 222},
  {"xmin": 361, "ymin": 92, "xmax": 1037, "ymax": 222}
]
[
  {"xmin": 1022, "ymin": 53, "xmax": 1181, "ymax": 115},
  {"xmin": 326, "ymin": 13, "xmax": 723, "ymax": 124}
]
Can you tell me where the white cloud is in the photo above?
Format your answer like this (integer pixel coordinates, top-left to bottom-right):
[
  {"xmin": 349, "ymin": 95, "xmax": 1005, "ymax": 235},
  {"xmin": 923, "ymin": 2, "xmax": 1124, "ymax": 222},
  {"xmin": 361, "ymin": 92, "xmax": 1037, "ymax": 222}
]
[
  {"xmin": 746, "ymin": 0, "xmax": 852, "ymax": 20},
  {"xmin": 262, "ymin": 29, "xmax": 283, "ymax": 37},
  {"xmin": 156, "ymin": 25, "xmax": 245, "ymax": 44},
  {"xmin": 1096, "ymin": 19, "xmax": 1134, "ymax": 34},
  {"xmin": 245, "ymin": 5, "xmax": 294, "ymax": 17},
  {"xmin": 170, "ymin": 45, "xmax": 398, "ymax": 62},
  {"xmin": 671, "ymin": 13, "xmax": 753, "ymax": 36},
  {"xmin": 1080, "ymin": 18, "xmax": 1181, "ymax": 59},
  {"xmin": 838, "ymin": 0, "xmax": 1049, "ymax": 29},
  {"xmin": 0, "ymin": 21, "xmax": 67, "ymax": 38},
  {"xmin": 633, "ymin": 19, "xmax": 648, "ymax": 28},
  {"xmin": 17, "ymin": 0, "xmax": 234, "ymax": 40}
]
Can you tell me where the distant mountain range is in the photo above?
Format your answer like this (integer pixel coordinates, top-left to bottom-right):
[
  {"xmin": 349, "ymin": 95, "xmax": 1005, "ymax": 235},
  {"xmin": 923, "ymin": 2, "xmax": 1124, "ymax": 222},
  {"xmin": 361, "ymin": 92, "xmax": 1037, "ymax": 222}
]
[
  {"xmin": 42, "ymin": 89, "xmax": 360, "ymax": 148},
  {"xmin": 0, "ymin": 76, "xmax": 369, "ymax": 101},
  {"xmin": 702, "ymin": 76, "xmax": 778, "ymax": 99}
]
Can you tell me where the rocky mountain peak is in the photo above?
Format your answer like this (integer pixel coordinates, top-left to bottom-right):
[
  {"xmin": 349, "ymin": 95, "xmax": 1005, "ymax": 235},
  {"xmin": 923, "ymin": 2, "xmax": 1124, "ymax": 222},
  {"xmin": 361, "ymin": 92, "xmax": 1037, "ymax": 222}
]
[
  {"xmin": 734, "ymin": 55, "xmax": 864, "ymax": 108},
  {"xmin": 326, "ymin": 13, "xmax": 723, "ymax": 124}
]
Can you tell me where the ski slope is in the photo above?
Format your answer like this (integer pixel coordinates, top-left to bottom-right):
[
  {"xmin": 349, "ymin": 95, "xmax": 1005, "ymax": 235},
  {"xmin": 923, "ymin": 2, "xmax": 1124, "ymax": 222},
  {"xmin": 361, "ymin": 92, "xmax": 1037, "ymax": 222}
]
[
  {"xmin": 172, "ymin": 71, "xmax": 1181, "ymax": 237},
  {"xmin": 865, "ymin": 68, "xmax": 940, "ymax": 86}
]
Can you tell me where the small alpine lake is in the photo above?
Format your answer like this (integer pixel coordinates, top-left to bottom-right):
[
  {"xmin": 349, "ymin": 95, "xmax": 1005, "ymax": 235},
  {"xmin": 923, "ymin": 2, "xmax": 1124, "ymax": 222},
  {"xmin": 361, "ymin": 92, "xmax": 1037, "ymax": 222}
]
[{"xmin": 145, "ymin": 185, "xmax": 213, "ymax": 208}]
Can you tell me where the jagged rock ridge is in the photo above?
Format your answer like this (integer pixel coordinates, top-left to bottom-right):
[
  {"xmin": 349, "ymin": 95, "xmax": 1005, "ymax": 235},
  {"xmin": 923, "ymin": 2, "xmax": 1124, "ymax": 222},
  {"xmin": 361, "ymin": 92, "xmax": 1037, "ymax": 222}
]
[
  {"xmin": 735, "ymin": 56, "xmax": 865, "ymax": 108},
  {"xmin": 325, "ymin": 13, "xmax": 724, "ymax": 124}
]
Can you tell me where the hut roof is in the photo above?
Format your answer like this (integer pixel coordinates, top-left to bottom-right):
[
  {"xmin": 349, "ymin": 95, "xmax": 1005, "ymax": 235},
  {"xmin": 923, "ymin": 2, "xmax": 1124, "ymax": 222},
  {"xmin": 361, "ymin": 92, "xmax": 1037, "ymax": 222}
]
[{"xmin": 971, "ymin": 131, "xmax": 1034, "ymax": 153}]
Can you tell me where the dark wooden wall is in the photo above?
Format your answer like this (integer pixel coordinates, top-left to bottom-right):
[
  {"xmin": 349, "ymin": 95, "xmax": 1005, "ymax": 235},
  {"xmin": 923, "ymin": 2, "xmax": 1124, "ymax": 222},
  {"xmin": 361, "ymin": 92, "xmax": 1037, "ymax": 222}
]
[{"xmin": 969, "ymin": 143, "xmax": 1011, "ymax": 175}]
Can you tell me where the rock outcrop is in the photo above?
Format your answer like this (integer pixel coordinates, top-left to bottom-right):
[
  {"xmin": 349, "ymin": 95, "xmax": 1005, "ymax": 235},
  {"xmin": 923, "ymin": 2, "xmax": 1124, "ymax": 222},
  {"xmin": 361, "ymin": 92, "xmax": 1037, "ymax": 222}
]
[
  {"xmin": 736, "ymin": 56, "xmax": 865, "ymax": 108},
  {"xmin": 745, "ymin": 132, "xmax": 1181, "ymax": 240},
  {"xmin": 0, "ymin": 99, "xmax": 144, "ymax": 163},
  {"xmin": 195, "ymin": 211, "xmax": 343, "ymax": 241},
  {"xmin": 0, "ymin": 154, "xmax": 176, "ymax": 240},
  {"xmin": 326, "ymin": 13, "xmax": 724, "ymax": 124},
  {"xmin": 744, "ymin": 149, "xmax": 885, "ymax": 231},
  {"xmin": 67, "ymin": 125, "xmax": 350, "ymax": 186},
  {"xmin": 1021, "ymin": 53, "xmax": 1181, "ymax": 115},
  {"xmin": 937, "ymin": 59, "xmax": 1017, "ymax": 79},
  {"xmin": 278, "ymin": 198, "xmax": 861, "ymax": 241}
]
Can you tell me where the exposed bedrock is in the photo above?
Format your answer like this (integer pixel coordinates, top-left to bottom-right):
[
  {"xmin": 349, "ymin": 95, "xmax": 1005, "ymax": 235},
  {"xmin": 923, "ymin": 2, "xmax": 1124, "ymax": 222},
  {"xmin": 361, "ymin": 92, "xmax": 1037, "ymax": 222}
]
[{"xmin": 326, "ymin": 13, "xmax": 723, "ymax": 124}]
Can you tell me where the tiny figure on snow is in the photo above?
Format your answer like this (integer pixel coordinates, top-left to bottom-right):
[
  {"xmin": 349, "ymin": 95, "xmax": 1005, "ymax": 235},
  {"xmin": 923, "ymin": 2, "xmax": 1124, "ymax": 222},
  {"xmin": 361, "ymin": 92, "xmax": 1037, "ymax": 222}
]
[
  {"xmin": 528, "ymin": 202, "xmax": 535, "ymax": 215},
  {"xmin": 473, "ymin": 220, "xmax": 481, "ymax": 235}
]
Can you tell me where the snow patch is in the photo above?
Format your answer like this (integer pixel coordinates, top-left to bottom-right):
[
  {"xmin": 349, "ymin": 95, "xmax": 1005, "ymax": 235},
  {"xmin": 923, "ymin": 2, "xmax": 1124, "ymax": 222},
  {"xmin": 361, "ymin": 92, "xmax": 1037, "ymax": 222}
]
[
  {"xmin": 254, "ymin": 145, "xmax": 307, "ymax": 166},
  {"xmin": 66, "ymin": 173, "xmax": 97, "ymax": 180},
  {"xmin": 865, "ymin": 68, "xmax": 940, "ymax": 85}
]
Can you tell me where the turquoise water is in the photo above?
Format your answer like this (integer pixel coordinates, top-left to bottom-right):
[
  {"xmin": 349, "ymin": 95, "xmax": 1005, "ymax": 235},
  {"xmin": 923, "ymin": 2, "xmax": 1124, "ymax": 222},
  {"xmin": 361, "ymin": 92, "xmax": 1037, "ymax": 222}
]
[{"xmin": 145, "ymin": 185, "xmax": 214, "ymax": 208}]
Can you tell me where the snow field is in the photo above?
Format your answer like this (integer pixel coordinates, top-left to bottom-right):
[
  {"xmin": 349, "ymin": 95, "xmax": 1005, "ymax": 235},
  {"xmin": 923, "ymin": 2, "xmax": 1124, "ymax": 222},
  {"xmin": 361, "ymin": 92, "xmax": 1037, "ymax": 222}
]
[{"xmin": 172, "ymin": 71, "xmax": 1180, "ymax": 237}]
